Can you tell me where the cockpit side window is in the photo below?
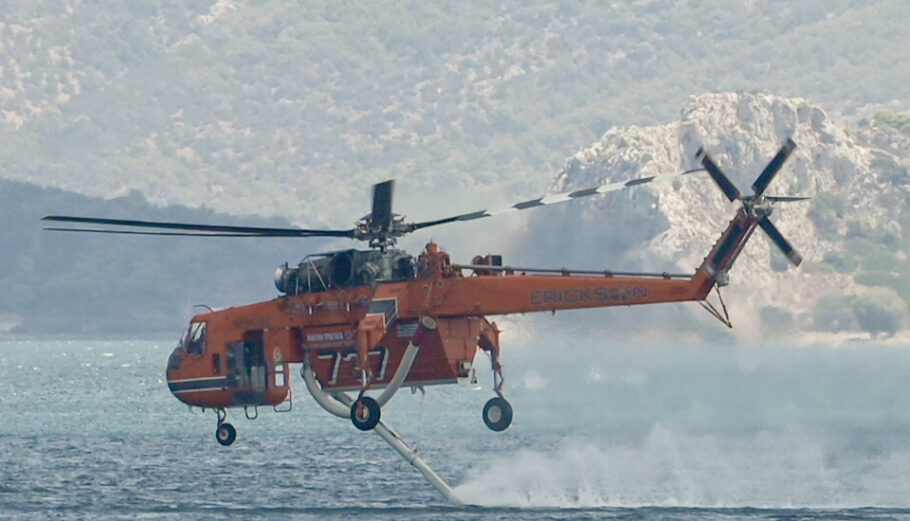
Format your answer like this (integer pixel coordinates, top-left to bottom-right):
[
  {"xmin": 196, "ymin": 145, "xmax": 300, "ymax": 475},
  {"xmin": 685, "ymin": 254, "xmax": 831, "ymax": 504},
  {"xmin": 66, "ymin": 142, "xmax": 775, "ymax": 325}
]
[{"xmin": 183, "ymin": 322, "xmax": 207, "ymax": 356}]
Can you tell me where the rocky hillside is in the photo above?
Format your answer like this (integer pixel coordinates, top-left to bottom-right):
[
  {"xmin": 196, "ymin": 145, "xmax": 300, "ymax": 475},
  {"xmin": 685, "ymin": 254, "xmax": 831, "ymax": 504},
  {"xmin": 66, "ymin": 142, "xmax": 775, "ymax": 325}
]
[{"xmin": 521, "ymin": 93, "xmax": 909, "ymax": 339}]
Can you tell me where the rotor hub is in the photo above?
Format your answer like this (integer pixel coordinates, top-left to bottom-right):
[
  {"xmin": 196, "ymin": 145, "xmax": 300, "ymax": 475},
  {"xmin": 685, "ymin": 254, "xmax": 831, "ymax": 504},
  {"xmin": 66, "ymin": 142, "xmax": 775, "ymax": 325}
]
[
  {"xmin": 743, "ymin": 196, "xmax": 773, "ymax": 219},
  {"xmin": 354, "ymin": 213, "xmax": 412, "ymax": 249}
]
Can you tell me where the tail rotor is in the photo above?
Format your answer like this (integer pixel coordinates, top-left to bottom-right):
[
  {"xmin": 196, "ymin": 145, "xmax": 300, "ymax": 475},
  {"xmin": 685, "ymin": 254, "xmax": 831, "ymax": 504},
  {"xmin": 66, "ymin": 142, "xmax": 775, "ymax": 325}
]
[{"xmin": 695, "ymin": 138, "xmax": 806, "ymax": 267}]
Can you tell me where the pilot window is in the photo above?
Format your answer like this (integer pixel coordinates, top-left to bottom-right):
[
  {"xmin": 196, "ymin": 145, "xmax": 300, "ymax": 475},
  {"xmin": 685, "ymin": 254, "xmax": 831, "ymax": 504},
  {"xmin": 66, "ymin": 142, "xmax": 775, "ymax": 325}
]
[{"xmin": 182, "ymin": 322, "xmax": 207, "ymax": 356}]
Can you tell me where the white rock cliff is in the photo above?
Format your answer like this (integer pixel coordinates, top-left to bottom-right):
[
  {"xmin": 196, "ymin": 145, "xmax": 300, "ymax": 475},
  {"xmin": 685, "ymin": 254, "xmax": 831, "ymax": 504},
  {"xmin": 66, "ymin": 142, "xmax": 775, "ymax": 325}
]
[{"xmin": 539, "ymin": 92, "xmax": 909, "ymax": 338}]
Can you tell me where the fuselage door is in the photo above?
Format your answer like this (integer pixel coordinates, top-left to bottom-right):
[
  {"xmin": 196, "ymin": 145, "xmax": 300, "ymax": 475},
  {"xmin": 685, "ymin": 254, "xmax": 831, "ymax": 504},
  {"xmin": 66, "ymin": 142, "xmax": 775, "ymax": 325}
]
[{"xmin": 227, "ymin": 330, "xmax": 267, "ymax": 391}]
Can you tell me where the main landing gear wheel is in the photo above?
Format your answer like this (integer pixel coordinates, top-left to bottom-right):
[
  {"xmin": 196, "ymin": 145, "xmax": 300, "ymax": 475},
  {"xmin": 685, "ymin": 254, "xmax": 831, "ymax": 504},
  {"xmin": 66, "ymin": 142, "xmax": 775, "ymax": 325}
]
[
  {"xmin": 482, "ymin": 397, "xmax": 513, "ymax": 432},
  {"xmin": 350, "ymin": 396, "xmax": 381, "ymax": 431},
  {"xmin": 216, "ymin": 422, "xmax": 237, "ymax": 446}
]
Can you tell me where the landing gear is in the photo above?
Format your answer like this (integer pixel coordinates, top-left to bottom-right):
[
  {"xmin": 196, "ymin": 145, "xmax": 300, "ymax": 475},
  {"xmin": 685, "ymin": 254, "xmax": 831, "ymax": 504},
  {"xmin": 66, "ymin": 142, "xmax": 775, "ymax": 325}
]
[
  {"xmin": 482, "ymin": 396, "xmax": 512, "ymax": 432},
  {"xmin": 215, "ymin": 408, "xmax": 237, "ymax": 446},
  {"xmin": 216, "ymin": 422, "xmax": 237, "ymax": 446},
  {"xmin": 350, "ymin": 396, "xmax": 381, "ymax": 431},
  {"xmin": 480, "ymin": 328, "xmax": 512, "ymax": 432}
]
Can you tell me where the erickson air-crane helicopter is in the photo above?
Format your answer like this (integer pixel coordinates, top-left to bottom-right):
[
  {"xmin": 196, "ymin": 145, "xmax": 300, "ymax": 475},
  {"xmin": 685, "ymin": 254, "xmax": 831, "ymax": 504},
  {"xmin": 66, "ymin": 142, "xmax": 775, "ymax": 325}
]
[{"xmin": 44, "ymin": 140, "xmax": 805, "ymax": 482}]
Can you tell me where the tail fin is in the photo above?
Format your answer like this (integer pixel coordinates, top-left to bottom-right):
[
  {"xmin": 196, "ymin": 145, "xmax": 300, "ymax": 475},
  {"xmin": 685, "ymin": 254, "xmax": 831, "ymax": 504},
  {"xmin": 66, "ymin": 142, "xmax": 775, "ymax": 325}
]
[{"xmin": 691, "ymin": 139, "xmax": 806, "ymax": 298}]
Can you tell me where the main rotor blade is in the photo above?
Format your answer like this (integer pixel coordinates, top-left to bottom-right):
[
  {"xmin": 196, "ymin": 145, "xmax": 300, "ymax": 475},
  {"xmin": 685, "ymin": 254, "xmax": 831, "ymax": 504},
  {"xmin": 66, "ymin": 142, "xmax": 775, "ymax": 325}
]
[
  {"xmin": 42, "ymin": 227, "xmax": 331, "ymax": 237},
  {"xmin": 695, "ymin": 147, "xmax": 741, "ymax": 202},
  {"xmin": 758, "ymin": 217, "xmax": 802, "ymax": 266},
  {"xmin": 42, "ymin": 216, "xmax": 356, "ymax": 238},
  {"xmin": 370, "ymin": 180, "xmax": 394, "ymax": 232},
  {"xmin": 409, "ymin": 167, "xmax": 705, "ymax": 232},
  {"xmin": 752, "ymin": 138, "xmax": 796, "ymax": 197}
]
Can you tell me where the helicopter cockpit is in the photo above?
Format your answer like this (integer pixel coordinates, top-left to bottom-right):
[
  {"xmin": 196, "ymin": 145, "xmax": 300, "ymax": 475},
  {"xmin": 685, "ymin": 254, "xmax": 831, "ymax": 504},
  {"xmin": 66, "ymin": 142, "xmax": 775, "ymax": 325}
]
[{"xmin": 179, "ymin": 321, "xmax": 207, "ymax": 357}]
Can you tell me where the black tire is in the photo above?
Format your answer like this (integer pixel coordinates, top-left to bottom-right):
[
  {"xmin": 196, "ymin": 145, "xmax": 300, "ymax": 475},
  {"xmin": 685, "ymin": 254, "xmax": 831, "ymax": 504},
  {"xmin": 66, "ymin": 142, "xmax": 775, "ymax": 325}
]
[
  {"xmin": 482, "ymin": 397, "xmax": 513, "ymax": 432},
  {"xmin": 216, "ymin": 422, "xmax": 237, "ymax": 446},
  {"xmin": 350, "ymin": 396, "xmax": 381, "ymax": 431}
]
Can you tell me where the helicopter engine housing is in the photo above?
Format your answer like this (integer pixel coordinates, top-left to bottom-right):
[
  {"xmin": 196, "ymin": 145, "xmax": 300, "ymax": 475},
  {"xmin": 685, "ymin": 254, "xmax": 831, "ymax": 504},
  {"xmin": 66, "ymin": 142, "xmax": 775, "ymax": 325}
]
[{"xmin": 274, "ymin": 249, "xmax": 417, "ymax": 295}]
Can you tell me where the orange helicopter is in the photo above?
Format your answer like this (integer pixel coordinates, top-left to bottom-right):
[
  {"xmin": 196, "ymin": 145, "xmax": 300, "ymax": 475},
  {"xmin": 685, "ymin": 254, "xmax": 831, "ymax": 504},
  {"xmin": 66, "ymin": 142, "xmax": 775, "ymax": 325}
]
[{"xmin": 44, "ymin": 140, "xmax": 806, "ymax": 449}]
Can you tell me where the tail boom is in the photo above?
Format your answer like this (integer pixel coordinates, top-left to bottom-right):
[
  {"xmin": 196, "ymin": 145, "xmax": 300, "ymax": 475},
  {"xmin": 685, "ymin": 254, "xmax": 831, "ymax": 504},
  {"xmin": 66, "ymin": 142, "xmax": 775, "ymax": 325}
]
[{"xmin": 692, "ymin": 208, "xmax": 760, "ymax": 298}]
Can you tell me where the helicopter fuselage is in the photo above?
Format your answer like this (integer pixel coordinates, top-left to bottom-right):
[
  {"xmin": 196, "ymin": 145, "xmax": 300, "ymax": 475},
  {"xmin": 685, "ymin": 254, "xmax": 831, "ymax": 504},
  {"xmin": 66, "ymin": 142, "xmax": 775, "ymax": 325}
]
[{"xmin": 165, "ymin": 237, "xmax": 721, "ymax": 410}]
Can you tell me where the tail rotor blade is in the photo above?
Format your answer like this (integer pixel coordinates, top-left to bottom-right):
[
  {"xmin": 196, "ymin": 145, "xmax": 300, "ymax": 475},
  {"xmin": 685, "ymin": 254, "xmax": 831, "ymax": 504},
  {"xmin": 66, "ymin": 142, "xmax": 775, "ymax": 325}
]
[
  {"xmin": 758, "ymin": 217, "xmax": 802, "ymax": 266},
  {"xmin": 765, "ymin": 195, "xmax": 811, "ymax": 203},
  {"xmin": 696, "ymin": 147, "xmax": 741, "ymax": 202},
  {"xmin": 752, "ymin": 138, "xmax": 796, "ymax": 196},
  {"xmin": 371, "ymin": 180, "xmax": 394, "ymax": 232}
]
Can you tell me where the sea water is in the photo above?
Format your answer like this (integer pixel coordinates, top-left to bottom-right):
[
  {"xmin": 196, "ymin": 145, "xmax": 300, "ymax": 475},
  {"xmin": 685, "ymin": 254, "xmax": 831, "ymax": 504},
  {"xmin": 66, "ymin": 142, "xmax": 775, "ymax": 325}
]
[{"xmin": 3, "ymin": 337, "xmax": 910, "ymax": 520}]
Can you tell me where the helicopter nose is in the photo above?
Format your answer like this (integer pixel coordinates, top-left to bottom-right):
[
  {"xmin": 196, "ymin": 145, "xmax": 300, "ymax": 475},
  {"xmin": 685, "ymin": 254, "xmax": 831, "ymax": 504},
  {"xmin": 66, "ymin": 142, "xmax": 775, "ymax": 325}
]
[
  {"xmin": 164, "ymin": 347, "xmax": 186, "ymax": 399},
  {"xmin": 166, "ymin": 346, "xmax": 186, "ymax": 373},
  {"xmin": 165, "ymin": 345, "xmax": 190, "ymax": 400}
]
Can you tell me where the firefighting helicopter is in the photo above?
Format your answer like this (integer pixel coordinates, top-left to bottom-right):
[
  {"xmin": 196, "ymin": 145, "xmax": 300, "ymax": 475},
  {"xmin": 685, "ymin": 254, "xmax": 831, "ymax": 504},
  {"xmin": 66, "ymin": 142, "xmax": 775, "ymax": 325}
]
[{"xmin": 43, "ymin": 140, "xmax": 805, "ymax": 467}]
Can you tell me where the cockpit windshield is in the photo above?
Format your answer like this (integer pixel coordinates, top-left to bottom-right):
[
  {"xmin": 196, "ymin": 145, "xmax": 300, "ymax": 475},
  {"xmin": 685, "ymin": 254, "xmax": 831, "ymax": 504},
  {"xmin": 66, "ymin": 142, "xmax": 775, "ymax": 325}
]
[{"xmin": 180, "ymin": 321, "xmax": 207, "ymax": 356}]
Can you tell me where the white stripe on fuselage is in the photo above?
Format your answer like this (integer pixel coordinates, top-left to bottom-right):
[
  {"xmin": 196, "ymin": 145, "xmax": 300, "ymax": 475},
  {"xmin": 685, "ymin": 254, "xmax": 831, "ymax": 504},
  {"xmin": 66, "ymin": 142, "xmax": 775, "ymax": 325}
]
[{"xmin": 167, "ymin": 376, "xmax": 226, "ymax": 384}]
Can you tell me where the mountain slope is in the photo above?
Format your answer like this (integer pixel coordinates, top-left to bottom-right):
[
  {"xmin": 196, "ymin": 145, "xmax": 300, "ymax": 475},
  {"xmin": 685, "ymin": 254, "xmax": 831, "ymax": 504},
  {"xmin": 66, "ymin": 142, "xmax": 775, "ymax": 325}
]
[{"xmin": 0, "ymin": 1, "xmax": 908, "ymax": 226}]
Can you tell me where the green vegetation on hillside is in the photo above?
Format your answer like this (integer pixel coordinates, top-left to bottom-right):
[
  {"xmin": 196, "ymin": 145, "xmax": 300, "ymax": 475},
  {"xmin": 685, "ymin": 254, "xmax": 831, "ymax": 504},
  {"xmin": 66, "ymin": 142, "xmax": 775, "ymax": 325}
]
[
  {"xmin": 810, "ymin": 174, "xmax": 910, "ymax": 337},
  {"xmin": 874, "ymin": 110, "xmax": 910, "ymax": 135}
]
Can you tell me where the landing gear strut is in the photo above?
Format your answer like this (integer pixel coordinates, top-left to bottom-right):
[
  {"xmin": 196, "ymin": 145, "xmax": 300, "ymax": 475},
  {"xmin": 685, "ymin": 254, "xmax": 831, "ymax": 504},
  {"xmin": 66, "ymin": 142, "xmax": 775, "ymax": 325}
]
[
  {"xmin": 482, "ymin": 336, "xmax": 512, "ymax": 432},
  {"xmin": 215, "ymin": 408, "xmax": 237, "ymax": 446}
]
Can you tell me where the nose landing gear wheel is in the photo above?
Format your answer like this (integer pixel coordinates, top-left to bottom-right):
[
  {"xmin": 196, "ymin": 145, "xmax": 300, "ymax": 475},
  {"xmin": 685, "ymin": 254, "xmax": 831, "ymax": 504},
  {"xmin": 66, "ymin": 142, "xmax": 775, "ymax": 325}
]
[
  {"xmin": 216, "ymin": 422, "xmax": 237, "ymax": 446},
  {"xmin": 482, "ymin": 397, "xmax": 513, "ymax": 432},
  {"xmin": 350, "ymin": 396, "xmax": 381, "ymax": 431}
]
